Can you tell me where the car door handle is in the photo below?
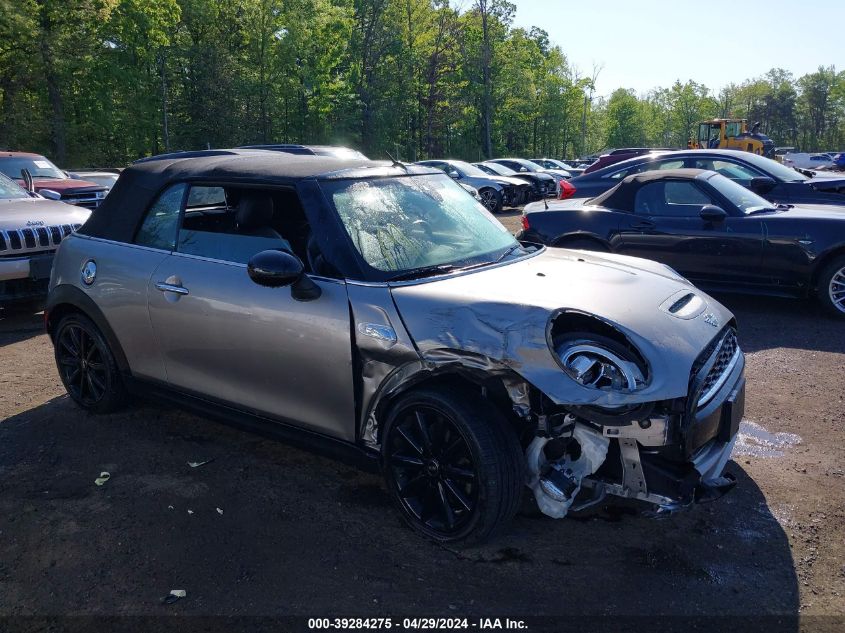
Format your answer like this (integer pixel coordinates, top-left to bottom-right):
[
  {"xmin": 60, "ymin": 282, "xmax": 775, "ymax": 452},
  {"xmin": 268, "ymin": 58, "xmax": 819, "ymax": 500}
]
[
  {"xmin": 155, "ymin": 282, "xmax": 189, "ymax": 296},
  {"xmin": 631, "ymin": 220, "xmax": 656, "ymax": 229}
]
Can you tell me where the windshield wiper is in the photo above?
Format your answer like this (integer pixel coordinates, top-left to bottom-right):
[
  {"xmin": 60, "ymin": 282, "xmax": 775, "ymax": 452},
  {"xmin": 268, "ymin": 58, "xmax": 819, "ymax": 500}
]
[
  {"xmin": 387, "ymin": 264, "xmax": 458, "ymax": 282},
  {"xmin": 493, "ymin": 243, "xmax": 524, "ymax": 263}
]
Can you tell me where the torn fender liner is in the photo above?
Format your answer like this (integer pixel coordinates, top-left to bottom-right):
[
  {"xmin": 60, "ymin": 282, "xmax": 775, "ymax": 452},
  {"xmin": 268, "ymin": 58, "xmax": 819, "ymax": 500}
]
[
  {"xmin": 390, "ymin": 248, "xmax": 734, "ymax": 407},
  {"xmin": 526, "ymin": 426, "xmax": 609, "ymax": 519}
]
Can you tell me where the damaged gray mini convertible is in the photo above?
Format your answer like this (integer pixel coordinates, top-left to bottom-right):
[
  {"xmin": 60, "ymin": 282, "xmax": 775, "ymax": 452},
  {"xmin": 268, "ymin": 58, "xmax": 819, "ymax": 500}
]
[{"xmin": 46, "ymin": 150, "xmax": 745, "ymax": 543}]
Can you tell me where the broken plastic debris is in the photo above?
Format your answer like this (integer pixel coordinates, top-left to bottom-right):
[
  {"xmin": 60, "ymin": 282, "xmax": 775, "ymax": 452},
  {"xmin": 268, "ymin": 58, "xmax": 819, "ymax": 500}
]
[
  {"xmin": 94, "ymin": 472, "xmax": 110, "ymax": 486},
  {"xmin": 187, "ymin": 509, "xmax": 194, "ymax": 515},
  {"xmin": 187, "ymin": 459, "xmax": 213, "ymax": 468},
  {"xmin": 162, "ymin": 589, "xmax": 186, "ymax": 605},
  {"xmin": 168, "ymin": 505, "xmax": 174, "ymax": 510},
  {"xmin": 216, "ymin": 507, "xmax": 223, "ymax": 515}
]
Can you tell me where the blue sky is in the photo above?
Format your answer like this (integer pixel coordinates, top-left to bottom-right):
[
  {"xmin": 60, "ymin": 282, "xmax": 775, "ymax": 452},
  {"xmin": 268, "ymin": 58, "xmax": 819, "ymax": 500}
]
[{"xmin": 510, "ymin": 0, "xmax": 844, "ymax": 97}]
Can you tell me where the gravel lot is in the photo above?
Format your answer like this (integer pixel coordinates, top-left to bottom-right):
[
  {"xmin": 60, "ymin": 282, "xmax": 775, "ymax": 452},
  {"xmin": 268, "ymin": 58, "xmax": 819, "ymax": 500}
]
[{"xmin": 1, "ymin": 211, "xmax": 843, "ymax": 627}]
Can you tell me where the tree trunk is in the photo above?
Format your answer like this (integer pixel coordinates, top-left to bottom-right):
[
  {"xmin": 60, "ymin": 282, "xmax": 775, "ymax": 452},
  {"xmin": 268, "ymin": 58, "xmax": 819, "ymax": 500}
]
[{"xmin": 38, "ymin": 10, "xmax": 66, "ymax": 163}]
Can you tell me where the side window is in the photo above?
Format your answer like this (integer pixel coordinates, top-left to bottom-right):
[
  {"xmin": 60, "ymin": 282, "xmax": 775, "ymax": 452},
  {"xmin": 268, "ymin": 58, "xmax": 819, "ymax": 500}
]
[
  {"xmin": 693, "ymin": 159, "xmax": 760, "ymax": 185},
  {"xmin": 635, "ymin": 181, "xmax": 713, "ymax": 217},
  {"xmin": 175, "ymin": 185, "xmax": 312, "ymax": 267},
  {"xmin": 609, "ymin": 159, "xmax": 685, "ymax": 180},
  {"xmin": 186, "ymin": 185, "xmax": 226, "ymax": 209},
  {"xmin": 135, "ymin": 183, "xmax": 186, "ymax": 250}
]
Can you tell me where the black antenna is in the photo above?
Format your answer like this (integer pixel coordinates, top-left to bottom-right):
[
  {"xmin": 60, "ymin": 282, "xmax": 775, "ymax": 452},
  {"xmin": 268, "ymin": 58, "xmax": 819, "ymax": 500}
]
[{"xmin": 385, "ymin": 151, "xmax": 407, "ymax": 170}]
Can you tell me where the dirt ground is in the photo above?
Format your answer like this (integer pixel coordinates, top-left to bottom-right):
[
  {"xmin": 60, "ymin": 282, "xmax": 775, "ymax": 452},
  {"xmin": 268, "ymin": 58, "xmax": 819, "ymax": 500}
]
[{"xmin": 1, "ymin": 211, "xmax": 844, "ymax": 629}]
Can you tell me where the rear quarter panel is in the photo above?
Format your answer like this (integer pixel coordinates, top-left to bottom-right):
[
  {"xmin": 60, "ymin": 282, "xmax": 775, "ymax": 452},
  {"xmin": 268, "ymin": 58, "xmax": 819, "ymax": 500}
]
[
  {"xmin": 522, "ymin": 205, "xmax": 622, "ymax": 247},
  {"xmin": 51, "ymin": 234, "xmax": 170, "ymax": 380}
]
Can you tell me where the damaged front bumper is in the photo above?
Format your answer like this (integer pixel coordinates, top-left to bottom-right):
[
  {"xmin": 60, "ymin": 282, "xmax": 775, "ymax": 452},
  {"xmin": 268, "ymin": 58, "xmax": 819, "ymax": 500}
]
[{"xmin": 528, "ymin": 333, "xmax": 745, "ymax": 519}]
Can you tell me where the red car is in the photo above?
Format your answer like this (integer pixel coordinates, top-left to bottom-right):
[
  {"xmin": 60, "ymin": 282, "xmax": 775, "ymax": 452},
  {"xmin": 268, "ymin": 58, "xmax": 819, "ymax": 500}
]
[{"xmin": 0, "ymin": 152, "xmax": 107, "ymax": 208}]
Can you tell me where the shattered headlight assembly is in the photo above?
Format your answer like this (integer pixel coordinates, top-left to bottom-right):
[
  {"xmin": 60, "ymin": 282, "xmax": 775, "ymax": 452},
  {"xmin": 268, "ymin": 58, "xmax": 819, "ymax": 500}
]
[
  {"xmin": 555, "ymin": 336, "xmax": 646, "ymax": 392},
  {"xmin": 554, "ymin": 333, "xmax": 654, "ymax": 425}
]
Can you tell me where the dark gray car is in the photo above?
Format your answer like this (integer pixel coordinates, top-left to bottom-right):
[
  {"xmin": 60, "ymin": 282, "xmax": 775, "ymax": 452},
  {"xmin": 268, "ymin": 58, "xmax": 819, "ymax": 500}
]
[
  {"xmin": 46, "ymin": 149, "xmax": 744, "ymax": 543},
  {"xmin": 415, "ymin": 160, "xmax": 530, "ymax": 211}
]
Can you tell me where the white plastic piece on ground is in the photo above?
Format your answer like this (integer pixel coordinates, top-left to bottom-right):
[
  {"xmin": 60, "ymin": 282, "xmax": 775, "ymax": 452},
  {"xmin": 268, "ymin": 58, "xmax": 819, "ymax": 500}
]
[
  {"xmin": 526, "ymin": 425, "xmax": 609, "ymax": 519},
  {"xmin": 94, "ymin": 472, "xmax": 110, "ymax": 486}
]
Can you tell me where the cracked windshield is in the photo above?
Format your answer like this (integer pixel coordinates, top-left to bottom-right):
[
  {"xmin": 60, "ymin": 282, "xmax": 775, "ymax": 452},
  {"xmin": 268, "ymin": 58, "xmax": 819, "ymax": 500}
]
[{"xmin": 325, "ymin": 174, "xmax": 517, "ymax": 273}]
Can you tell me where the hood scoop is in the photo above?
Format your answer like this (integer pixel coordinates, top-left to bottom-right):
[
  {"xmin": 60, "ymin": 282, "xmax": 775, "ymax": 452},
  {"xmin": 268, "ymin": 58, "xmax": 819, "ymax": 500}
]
[{"xmin": 660, "ymin": 290, "xmax": 706, "ymax": 320}]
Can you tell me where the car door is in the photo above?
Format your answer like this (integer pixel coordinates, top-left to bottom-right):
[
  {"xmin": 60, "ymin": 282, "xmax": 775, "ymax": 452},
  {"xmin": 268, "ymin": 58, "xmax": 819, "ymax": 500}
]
[
  {"xmin": 616, "ymin": 180, "xmax": 765, "ymax": 287},
  {"xmin": 145, "ymin": 183, "xmax": 356, "ymax": 440}
]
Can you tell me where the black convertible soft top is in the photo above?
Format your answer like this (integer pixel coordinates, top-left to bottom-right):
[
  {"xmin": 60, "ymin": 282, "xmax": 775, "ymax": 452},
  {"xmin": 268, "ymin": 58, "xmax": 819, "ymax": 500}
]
[
  {"xmin": 80, "ymin": 149, "xmax": 438, "ymax": 243},
  {"xmin": 590, "ymin": 168, "xmax": 714, "ymax": 211}
]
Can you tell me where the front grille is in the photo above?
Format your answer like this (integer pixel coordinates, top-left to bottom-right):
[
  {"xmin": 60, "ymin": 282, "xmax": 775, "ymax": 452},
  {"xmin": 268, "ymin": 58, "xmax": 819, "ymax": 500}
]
[
  {"xmin": 0, "ymin": 223, "xmax": 81, "ymax": 254},
  {"xmin": 61, "ymin": 191, "xmax": 102, "ymax": 208},
  {"xmin": 691, "ymin": 328, "xmax": 740, "ymax": 407}
]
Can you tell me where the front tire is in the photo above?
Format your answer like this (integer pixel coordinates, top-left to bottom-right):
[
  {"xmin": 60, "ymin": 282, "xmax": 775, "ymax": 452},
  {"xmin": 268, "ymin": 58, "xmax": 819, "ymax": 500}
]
[
  {"xmin": 818, "ymin": 256, "xmax": 845, "ymax": 318},
  {"xmin": 54, "ymin": 313, "xmax": 128, "ymax": 413},
  {"xmin": 381, "ymin": 387, "xmax": 524, "ymax": 544}
]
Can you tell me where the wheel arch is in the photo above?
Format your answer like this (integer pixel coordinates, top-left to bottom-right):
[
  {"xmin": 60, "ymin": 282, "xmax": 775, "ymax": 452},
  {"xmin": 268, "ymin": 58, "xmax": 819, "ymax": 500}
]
[
  {"xmin": 810, "ymin": 245, "xmax": 845, "ymax": 291},
  {"xmin": 363, "ymin": 358, "xmax": 530, "ymax": 448},
  {"xmin": 46, "ymin": 284, "xmax": 131, "ymax": 373},
  {"xmin": 552, "ymin": 232, "xmax": 612, "ymax": 251}
]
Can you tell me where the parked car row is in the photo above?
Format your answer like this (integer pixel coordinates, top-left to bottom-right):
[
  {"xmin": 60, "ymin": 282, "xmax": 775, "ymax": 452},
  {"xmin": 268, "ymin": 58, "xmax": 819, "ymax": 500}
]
[
  {"xmin": 560, "ymin": 149, "xmax": 845, "ymax": 206},
  {"xmin": 520, "ymin": 168, "xmax": 845, "ymax": 317}
]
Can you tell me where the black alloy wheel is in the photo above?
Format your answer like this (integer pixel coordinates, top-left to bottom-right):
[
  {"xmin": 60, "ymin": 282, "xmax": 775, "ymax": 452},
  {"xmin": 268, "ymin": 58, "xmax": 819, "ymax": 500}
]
[
  {"xmin": 382, "ymin": 388, "xmax": 524, "ymax": 543},
  {"xmin": 54, "ymin": 313, "xmax": 127, "ymax": 412},
  {"xmin": 386, "ymin": 406, "xmax": 478, "ymax": 534},
  {"xmin": 479, "ymin": 188, "xmax": 502, "ymax": 213}
]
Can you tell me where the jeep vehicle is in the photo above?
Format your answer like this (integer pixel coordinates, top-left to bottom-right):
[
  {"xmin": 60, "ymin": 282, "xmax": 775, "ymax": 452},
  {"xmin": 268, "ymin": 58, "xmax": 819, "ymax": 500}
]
[
  {"xmin": 0, "ymin": 173, "xmax": 89, "ymax": 306},
  {"xmin": 46, "ymin": 150, "xmax": 745, "ymax": 543},
  {"xmin": 0, "ymin": 152, "xmax": 108, "ymax": 208}
]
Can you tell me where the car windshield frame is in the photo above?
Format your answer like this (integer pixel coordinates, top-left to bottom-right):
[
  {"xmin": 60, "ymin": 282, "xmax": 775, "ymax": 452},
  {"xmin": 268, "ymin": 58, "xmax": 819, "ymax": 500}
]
[
  {"xmin": 734, "ymin": 152, "xmax": 809, "ymax": 182},
  {"xmin": 508, "ymin": 159, "xmax": 543, "ymax": 173},
  {"xmin": 319, "ymin": 173, "xmax": 524, "ymax": 282},
  {"xmin": 705, "ymin": 173, "xmax": 776, "ymax": 214},
  {"xmin": 447, "ymin": 160, "xmax": 493, "ymax": 178},
  {"xmin": 480, "ymin": 162, "xmax": 518, "ymax": 177},
  {"xmin": 0, "ymin": 156, "xmax": 66, "ymax": 180},
  {"xmin": 0, "ymin": 172, "xmax": 32, "ymax": 200}
]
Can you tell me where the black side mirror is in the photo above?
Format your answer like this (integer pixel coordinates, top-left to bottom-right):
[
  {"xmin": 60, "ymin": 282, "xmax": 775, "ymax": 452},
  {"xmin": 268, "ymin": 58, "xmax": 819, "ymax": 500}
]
[
  {"xmin": 749, "ymin": 176, "xmax": 776, "ymax": 194},
  {"xmin": 700, "ymin": 205, "xmax": 728, "ymax": 223},
  {"xmin": 247, "ymin": 249, "xmax": 321, "ymax": 301}
]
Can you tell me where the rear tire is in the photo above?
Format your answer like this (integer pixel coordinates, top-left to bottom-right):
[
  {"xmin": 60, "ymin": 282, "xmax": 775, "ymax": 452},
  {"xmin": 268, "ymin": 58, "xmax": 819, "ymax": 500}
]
[
  {"xmin": 54, "ymin": 313, "xmax": 128, "ymax": 413},
  {"xmin": 381, "ymin": 387, "xmax": 524, "ymax": 544},
  {"xmin": 817, "ymin": 256, "xmax": 845, "ymax": 318}
]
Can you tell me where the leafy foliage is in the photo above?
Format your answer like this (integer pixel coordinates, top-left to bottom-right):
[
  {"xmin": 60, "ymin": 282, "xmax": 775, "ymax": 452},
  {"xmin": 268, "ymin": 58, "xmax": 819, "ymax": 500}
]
[{"xmin": 0, "ymin": 0, "xmax": 842, "ymax": 166}]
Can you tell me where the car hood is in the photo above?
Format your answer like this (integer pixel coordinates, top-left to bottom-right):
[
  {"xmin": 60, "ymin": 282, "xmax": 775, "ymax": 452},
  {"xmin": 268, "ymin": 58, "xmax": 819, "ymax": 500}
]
[
  {"xmin": 29, "ymin": 178, "xmax": 105, "ymax": 192},
  {"xmin": 807, "ymin": 174, "xmax": 845, "ymax": 191},
  {"xmin": 390, "ymin": 248, "xmax": 733, "ymax": 406},
  {"xmin": 0, "ymin": 197, "xmax": 91, "ymax": 230},
  {"xmin": 760, "ymin": 204, "xmax": 845, "ymax": 220},
  {"xmin": 488, "ymin": 176, "xmax": 532, "ymax": 187}
]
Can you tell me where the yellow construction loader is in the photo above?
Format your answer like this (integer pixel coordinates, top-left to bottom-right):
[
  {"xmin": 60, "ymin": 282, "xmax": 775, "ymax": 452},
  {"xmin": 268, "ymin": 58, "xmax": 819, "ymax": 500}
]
[{"xmin": 691, "ymin": 119, "xmax": 775, "ymax": 158}]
